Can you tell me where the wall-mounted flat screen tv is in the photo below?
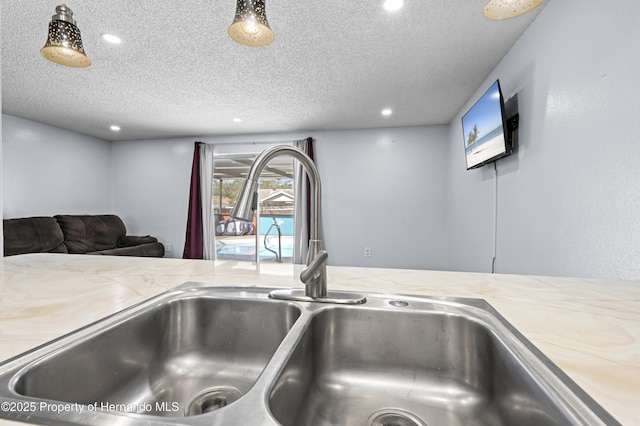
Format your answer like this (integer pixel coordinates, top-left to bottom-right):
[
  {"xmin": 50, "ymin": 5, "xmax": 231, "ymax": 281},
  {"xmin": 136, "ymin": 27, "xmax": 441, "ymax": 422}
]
[{"xmin": 462, "ymin": 79, "xmax": 514, "ymax": 170}]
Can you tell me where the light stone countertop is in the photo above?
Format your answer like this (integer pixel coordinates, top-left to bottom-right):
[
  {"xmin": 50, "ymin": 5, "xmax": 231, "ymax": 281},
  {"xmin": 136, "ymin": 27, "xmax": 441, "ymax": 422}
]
[{"xmin": 0, "ymin": 254, "xmax": 638, "ymax": 425}]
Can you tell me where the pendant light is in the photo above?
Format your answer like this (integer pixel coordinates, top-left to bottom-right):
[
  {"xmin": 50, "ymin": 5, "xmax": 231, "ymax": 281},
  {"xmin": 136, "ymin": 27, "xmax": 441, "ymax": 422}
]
[
  {"xmin": 484, "ymin": 0, "xmax": 543, "ymax": 20},
  {"xmin": 228, "ymin": 0, "xmax": 274, "ymax": 46},
  {"xmin": 41, "ymin": 4, "xmax": 91, "ymax": 67}
]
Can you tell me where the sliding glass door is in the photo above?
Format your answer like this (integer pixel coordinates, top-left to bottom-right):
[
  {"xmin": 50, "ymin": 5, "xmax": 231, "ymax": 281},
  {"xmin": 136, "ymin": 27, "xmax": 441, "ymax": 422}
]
[{"xmin": 212, "ymin": 149, "xmax": 295, "ymax": 263}]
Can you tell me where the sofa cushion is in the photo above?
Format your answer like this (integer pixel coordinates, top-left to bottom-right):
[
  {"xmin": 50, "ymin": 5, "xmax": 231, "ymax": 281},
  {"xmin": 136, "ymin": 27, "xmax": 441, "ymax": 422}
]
[
  {"xmin": 117, "ymin": 235, "xmax": 158, "ymax": 248},
  {"xmin": 88, "ymin": 242, "xmax": 165, "ymax": 257},
  {"xmin": 3, "ymin": 217, "xmax": 68, "ymax": 256},
  {"xmin": 55, "ymin": 215, "xmax": 126, "ymax": 254}
]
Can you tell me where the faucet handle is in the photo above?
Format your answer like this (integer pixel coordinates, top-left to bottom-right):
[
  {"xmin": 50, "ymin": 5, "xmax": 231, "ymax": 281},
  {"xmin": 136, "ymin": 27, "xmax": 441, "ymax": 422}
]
[{"xmin": 300, "ymin": 250, "xmax": 328, "ymax": 284}]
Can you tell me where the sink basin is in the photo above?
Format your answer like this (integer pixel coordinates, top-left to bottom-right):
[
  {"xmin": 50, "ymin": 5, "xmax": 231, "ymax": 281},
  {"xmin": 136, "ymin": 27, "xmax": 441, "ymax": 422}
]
[
  {"xmin": 0, "ymin": 285, "xmax": 620, "ymax": 425},
  {"xmin": 269, "ymin": 306, "xmax": 577, "ymax": 425},
  {"xmin": 4, "ymin": 286, "xmax": 301, "ymax": 420}
]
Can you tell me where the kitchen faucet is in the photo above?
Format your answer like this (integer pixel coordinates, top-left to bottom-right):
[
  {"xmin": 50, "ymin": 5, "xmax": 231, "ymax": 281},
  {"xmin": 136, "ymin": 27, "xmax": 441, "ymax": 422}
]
[{"xmin": 230, "ymin": 145, "xmax": 365, "ymax": 304}]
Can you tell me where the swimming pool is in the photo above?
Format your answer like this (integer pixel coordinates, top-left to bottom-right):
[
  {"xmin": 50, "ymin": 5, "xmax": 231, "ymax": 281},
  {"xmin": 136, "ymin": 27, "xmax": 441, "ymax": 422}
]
[{"xmin": 216, "ymin": 235, "xmax": 294, "ymax": 262}]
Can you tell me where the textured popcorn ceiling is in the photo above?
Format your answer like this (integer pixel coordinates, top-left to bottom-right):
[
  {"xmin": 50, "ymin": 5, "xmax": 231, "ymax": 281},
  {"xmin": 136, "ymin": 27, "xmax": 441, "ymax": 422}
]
[{"xmin": 1, "ymin": 1, "xmax": 544, "ymax": 141}]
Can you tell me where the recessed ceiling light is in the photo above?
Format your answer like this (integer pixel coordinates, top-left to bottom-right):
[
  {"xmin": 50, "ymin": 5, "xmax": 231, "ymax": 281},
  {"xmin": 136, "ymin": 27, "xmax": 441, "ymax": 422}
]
[
  {"xmin": 233, "ymin": 118, "xmax": 243, "ymax": 123},
  {"xmin": 110, "ymin": 125, "xmax": 121, "ymax": 131},
  {"xmin": 101, "ymin": 33, "xmax": 122, "ymax": 44},
  {"xmin": 383, "ymin": 0, "xmax": 404, "ymax": 12},
  {"xmin": 381, "ymin": 108, "xmax": 393, "ymax": 116}
]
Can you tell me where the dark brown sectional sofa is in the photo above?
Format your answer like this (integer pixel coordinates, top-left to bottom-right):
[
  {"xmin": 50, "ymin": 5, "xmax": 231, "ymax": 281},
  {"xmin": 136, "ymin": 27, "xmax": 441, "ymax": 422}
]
[{"xmin": 3, "ymin": 214, "xmax": 165, "ymax": 257}]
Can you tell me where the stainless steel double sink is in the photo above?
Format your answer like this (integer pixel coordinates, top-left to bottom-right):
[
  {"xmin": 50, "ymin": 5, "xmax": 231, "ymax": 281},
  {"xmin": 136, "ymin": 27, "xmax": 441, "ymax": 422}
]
[{"xmin": 0, "ymin": 283, "xmax": 620, "ymax": 425}]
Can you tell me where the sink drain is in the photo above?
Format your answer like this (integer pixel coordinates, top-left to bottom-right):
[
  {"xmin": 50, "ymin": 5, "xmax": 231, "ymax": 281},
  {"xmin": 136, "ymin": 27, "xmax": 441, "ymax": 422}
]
[
  {"xmin": 368, "ymin": 408, "xmax": 427, "ymax": 426},
  {"xmin": 185, "ymin": 386, "xmax": 242, "ymax": 416}
]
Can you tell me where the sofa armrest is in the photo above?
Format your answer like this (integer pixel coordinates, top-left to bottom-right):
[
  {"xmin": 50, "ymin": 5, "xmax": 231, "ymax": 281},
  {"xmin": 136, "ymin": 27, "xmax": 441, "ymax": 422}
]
[{"xmin": 117, "ymin": 235, "xmax": 158, "ymax": 248}]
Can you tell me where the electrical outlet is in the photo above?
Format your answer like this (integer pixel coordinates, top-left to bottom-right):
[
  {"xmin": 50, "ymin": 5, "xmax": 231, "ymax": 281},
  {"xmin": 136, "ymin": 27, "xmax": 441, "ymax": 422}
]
[
  {"xmin": 364, "ymin": 247, "xmax": 372, "ymax": 258},
  {"xmin": 164, "ymin": 242, "xmax": 172, "ymax": 253}
]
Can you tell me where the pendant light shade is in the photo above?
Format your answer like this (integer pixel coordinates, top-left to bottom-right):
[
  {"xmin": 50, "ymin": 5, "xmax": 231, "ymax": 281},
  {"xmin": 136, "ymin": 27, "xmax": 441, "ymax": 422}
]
[
  {"xmin": 483, "ymin": 0, "xmax": 543, "ymax": 20},
  {"xmin": 41, "ymin": 4, "xmax": 91, "ymax": 67},
  {"xmin": 228, "ymin": 0, "xmax": 274, "ymax": 46}
]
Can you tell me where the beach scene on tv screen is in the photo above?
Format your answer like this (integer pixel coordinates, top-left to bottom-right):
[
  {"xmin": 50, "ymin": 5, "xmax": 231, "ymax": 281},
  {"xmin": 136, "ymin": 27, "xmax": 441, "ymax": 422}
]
[{"xmin": 463, "ymin": 81, "xmax": 506, "ymax": 168}]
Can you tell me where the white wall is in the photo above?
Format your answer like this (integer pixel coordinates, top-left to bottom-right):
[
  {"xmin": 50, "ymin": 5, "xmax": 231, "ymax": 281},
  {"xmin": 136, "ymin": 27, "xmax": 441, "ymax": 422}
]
[
  {"xmin": 2, "ymin": 114, "xmax": 112, "ymax": 218},
  {"xmin": 111, "ymin": 126, "xmax": 449, "ymax": 269},
  {"xmin": 110, "ymin": 137, "xmax": 194, "ymax": 257},
  {"xmin": 316, "ymin": 127, "xmax": 449, "ymax": 270},
  {"xmin": 447, "ymin": 0, "xmax": 640, "ymax": 280}
]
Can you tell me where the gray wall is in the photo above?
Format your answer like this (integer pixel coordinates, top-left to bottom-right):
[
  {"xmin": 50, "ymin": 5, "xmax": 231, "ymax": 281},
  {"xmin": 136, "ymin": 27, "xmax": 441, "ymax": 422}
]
[
  {"xmin": 2, "ymin": 114, "xmax": 112, "ymax": 217},
  {"xmin": 446, "ymin": 0, "xmax": 640, "ymax": 280},
  {"xmin": 111, "ymin": 126, "xmax": 449, "ymax": 270}
]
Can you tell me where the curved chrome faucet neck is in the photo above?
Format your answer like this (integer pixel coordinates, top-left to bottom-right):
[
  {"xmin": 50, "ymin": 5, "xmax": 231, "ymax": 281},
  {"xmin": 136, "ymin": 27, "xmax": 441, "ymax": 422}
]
[{"xmin": 244, "ymin": 145, "xmax": 322, "ymax": 242}]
